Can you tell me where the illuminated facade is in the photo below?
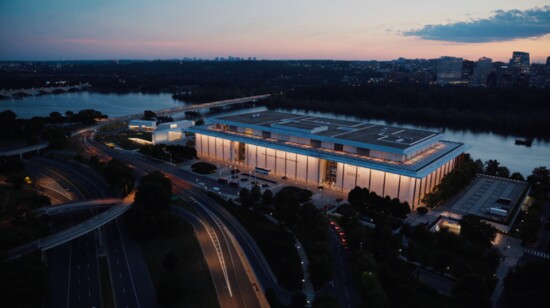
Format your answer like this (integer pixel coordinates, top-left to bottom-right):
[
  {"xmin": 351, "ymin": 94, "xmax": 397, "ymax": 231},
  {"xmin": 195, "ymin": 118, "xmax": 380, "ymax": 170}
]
[{"xmin": 189, "ymin": 111, "xmax": 467, "ymax": 205}]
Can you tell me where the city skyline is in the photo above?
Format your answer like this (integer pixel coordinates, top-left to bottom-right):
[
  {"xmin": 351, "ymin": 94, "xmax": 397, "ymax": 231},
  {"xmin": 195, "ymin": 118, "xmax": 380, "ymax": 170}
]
[{"xmin": 1, "ymin": 0, "xmax": 549, "ymax": 62}]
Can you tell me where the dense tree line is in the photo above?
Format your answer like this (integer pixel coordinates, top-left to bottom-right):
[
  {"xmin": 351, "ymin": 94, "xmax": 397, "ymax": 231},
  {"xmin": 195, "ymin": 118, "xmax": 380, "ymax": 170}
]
[
  {"xmin": 0, "ymin": 109, "xmax": 107, "ymax": 147},
  {"xmin": 348, "ymin": 186, "xmax": 411, "ymax": 219},
  {"xmin": 3, "ymin": 60, "xmax": 548, "ymax": 137},
  {"xmin": 504, "ymin": 260, "xmax": 550, "ymax": 308},
  {"xmin": 217, "ymin": 191, "xmax": 303, "ymax": 290},
  {"xmin": 88, "ymin": 157, "xmax": 135, "ymax": 196},
  {"xmin": 126, "ymin": 171, "xmax": 175, "ymax": 242},
  {"xmin": 337, "ymin": 205, "xmax": 458, "ymax": 307},
  {"xmin": 0, "ymin": 156, "xmax": 50, "ymax": 256},
  {"xmin": 0, "ymin": 253, "xmax": 49, "ymax": 307},
  {"xmin": 422, "ymin": 154, "xmax": 482, "ymax": 208},
  {"xmin": 270, "ymin": 84, "xmax": 550, "ymax": 138}
]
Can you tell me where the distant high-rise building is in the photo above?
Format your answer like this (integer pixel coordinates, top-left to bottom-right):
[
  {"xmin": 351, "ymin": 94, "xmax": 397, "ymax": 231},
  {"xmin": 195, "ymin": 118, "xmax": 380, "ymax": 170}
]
[
  {"xmin": 462, "ymin": 60, "xmax": 474, "ymax": 80},
  {"xmin": 436, "ymin": 56, "xmax": 463, "ymax": 85},
  {"xmin": 510, "ymin": 51, "xmax": 530, "ymax": 74},
  {"xmin": 470, "ymin": 57, "xmax": 493, "ymax": 87},
  {"xmin": 546, "ymin": 56, "xmax": 550, "ymax": 72}
]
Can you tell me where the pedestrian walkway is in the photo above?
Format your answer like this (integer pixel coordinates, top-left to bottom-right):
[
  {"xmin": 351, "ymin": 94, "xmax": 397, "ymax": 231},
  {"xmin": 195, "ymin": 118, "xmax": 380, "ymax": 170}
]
[{"xmin": 524, "ymin": 249, "xmax": 550, "ymax": 259}]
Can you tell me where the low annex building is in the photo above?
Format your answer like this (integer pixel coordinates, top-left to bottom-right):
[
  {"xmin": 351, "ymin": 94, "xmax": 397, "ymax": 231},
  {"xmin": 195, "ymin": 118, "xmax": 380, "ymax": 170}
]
[
  {"xmin": 128, "ymin": 119, "xmax": 157, "ymax": 131},
  {"xmin": 188, "ymin": 111, "xmax": 467, "ymax": 205},
  {"xmin": 152, "ymin": 120, "xmax": 195, "ymax": 145}
]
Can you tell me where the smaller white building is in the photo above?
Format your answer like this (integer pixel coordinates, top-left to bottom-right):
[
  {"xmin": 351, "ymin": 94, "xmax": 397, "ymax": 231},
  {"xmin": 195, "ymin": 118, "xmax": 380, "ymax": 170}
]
[
  {"xmin": 153, "ymin": 120, "xmax": 195, "ymax": 145},
  {"xmin": 128, "ymin": 120, "xmax": 157, "ymax": 131}
]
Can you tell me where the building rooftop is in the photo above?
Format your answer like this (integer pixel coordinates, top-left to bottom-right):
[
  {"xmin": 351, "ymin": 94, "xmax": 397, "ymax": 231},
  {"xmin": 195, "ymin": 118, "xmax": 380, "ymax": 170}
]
[
  {"xmin": 215, "ymin": 111, "xmax": 439, "ymax": 151},
  {"xmin": 440, "ymin": 175, "xmax": 529, "ymax": 231}
]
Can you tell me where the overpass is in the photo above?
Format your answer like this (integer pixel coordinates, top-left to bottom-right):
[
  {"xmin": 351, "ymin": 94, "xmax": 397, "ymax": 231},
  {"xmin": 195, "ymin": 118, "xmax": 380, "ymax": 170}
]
[
  {"xmin": 0, "ymin": 141, "xmax": 49, "ymax": 158},
  {"xmin": 108, "ymin": 94, "xmax": 271, "ymax": 123},
  {"xmin": 5, "ymin": 193, "xmax": 133, "ymax": 261},
  {"xmin": 33, "ymin": 198, "xmax": 122, "ymax": 216}
]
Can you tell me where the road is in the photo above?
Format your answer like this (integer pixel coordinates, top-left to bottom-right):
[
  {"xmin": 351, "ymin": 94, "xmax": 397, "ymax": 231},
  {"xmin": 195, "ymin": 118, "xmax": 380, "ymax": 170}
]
[
  {"xmin": 23, "ymin": 157, "xmax": 153, "ymax": 308},
  {"xmin": 324, "ymin": 227, "xmax": 363, "ymax": 308},
  {"xmin": 83, "ymin": 131, "xmax": 281, "ymax": 306}
]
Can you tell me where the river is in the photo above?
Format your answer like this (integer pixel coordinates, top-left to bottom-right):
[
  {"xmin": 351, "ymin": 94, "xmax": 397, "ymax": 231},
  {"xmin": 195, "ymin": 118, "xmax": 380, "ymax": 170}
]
[
  {"xmin": 0, "ymin": 91, "xmax": 187, "ymax": 118},
  {"xmin": 1, "ymin": 92, "xmax": 548, "ymax": 176}
]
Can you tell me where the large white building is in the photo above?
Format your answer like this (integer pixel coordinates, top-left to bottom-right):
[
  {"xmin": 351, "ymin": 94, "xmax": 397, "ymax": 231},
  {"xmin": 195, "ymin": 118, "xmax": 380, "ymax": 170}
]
[{"xmin": 189, "ymin": 111, "xmax": 467, "ymax": 206}]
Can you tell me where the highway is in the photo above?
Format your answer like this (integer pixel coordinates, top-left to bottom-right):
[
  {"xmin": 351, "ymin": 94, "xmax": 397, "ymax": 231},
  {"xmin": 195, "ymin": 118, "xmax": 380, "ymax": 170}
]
[
  {"xmin": 82, "ymin": 131, "xmax": 281, "ymax": 306},
  {"xmin": 21, "ymin": 157, "xmax": 154, "ymax": 308}
]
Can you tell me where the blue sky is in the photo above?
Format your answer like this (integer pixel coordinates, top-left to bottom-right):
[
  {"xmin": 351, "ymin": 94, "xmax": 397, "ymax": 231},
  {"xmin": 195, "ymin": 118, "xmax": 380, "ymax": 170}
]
[{"xmin": 0, "ymin": 0, "xmax": 548, "ymax": 61}]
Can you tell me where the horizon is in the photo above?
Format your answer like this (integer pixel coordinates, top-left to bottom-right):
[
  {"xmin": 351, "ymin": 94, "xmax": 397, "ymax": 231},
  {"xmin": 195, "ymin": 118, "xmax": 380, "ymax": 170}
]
[
  {"xmin": 1, "ymin": 1, "xmax": 549, "ymax": 62},
  {"xmin": 1, "ymin": 53, "xmax": 549, "ymax": 64}
]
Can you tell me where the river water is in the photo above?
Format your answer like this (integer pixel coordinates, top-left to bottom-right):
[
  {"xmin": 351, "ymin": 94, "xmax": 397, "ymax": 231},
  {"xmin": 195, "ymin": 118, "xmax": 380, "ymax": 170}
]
[
  {"xmin": 0, "ymin": 92, "xmax": 187, "ymax": 118},
  {"xmin": 1, "ymin": 92, "xmax": 548, "ymax": 176}
]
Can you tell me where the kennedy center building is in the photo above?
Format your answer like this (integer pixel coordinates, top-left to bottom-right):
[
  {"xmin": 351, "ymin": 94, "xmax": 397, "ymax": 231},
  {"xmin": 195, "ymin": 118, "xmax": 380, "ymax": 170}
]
[{"xmin": 189, "ymin": 111, "xmax": 467, "ymax": 206}]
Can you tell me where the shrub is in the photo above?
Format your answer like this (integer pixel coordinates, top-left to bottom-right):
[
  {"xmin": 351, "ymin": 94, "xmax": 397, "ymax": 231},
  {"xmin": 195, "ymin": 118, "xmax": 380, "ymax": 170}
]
[
  {"xmin": 417, "ymin": 207, "xmax": 428, "ymax": 215},
  {"xmin": 191, "ymin": 162, "xmax": 217, "ymax": 174}
]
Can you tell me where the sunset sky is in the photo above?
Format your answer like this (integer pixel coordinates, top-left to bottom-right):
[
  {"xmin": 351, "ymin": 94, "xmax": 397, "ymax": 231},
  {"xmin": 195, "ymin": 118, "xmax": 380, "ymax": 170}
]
[{"xmin": 1, "ymin": 0, "xmax": 549, "ymax": 62}]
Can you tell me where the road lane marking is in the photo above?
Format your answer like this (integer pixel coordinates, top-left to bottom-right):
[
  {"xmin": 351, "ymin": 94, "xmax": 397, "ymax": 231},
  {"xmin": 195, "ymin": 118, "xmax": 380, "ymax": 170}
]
[{"xmin": 115, "ymin": 219, "xmax": 140, "ymax": 308}]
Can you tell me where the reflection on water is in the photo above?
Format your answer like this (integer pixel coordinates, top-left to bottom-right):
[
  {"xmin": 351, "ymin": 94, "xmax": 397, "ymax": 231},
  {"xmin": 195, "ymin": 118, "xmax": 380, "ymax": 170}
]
[
  {"xmin": 0, "ymin": 92, "xmax": 187, "ymax": 119},
  {"xmin": 1, "ymin": 93, "xmax": 547, "ymax": 176}
]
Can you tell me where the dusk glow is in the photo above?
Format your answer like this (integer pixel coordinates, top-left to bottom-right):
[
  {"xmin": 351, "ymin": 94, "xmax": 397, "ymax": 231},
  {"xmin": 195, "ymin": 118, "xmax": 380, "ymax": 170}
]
[{"xmin": 1, "ymin": 0, "xmax": 549, "ymax": 62}]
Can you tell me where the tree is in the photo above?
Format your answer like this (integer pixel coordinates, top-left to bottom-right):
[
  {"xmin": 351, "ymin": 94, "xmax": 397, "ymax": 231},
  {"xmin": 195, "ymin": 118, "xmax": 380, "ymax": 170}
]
[
  {"xmin": 162, "ymin": 251, "xmax": 179, "ymax": 271},
  {"xmin": 0, "ymin": 109, "xmax": 17, "ymax": 122},
  {"xmin": 64, "ymin": 110, "xmax": 74, "ymax": 118},
  {"xmin": 510, "ymin": 172, "xmax": 525, "ymax": 181},
  {"xmin": 504, "ymin": 260, "xmax": 550, "ymax": 308},
  {"xmin": 527, "ymin": 166, "xmax": 550, "ymax": 186},
  {"xmin": 44, "ymin": 127, "xmax": 68, "ymax": 149},
  {"xmin": 143, "ymin": 110, "xmax": 157, "ymax": 120},
  {"xmin": 262, "ymin": 189, "xmax": 273, "ymax": 205},
  {"xmin": 49, "ymin": 111, "xmax": 64, "ymax": 123},
  {"xmin": 102, "ymin": 158, "xmax": 135, "ymax": 195},
  {"xmin": 359, "ymin": 272, "xmax": 389, "ymax": 308},
  {"xmin": 156, "ymin": 274, "xmax": 184, "ymax": 306},
  {"xmin": 459, "ymin": 215, "xmax": 497, "ymax": 247},
  {"xmin": 453, "ymin": 274, "xmax": 491, "ymax": 308},
  {"xmin": 497, "ymin": 166, "xmax": 510, "ymax": 178},
  {"xmin": 484, "ymin": 159, "xmax": 500, "ymax": 176},
  {"xmin": 313, "ymin": 294, "xmax": 338, "ymax": 308},
  {"xmin": 250, "ymin": 185, "xmax": 262, "ymax": 203},
  {"xmin": 135, "ymin": 171, "xmax": 172, "ymax": 215},
  {"xmin": 0, "ymin": 253, "xmax": 49, "ymax": 307}
]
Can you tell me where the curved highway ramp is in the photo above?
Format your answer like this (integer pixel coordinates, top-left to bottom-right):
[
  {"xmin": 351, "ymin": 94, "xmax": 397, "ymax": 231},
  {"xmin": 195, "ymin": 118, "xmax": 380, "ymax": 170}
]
[{"xmin": 5, "ymin": 193, "xmax": 134, "ymax": 262}]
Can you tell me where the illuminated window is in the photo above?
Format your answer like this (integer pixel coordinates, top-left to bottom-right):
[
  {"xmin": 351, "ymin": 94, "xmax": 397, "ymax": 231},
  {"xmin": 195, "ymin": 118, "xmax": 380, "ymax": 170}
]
[{"xmin": 245, "ymin": 128, "xmax": 253, "ymax": 136}]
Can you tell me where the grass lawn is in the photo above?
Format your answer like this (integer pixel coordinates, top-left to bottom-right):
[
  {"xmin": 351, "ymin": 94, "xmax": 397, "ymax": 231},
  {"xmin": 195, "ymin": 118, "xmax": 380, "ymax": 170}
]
[
  {"xmin": 98, "ymin": 256, "xmax": 115, "ymax": 308},
  {"xmin": 138, "ymin": 213, "xmax": 219, "ymax": 308}
]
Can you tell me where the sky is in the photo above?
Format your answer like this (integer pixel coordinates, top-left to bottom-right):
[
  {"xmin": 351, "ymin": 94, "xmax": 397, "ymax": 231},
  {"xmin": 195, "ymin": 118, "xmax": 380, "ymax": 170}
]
[{"xmin": 0, "ymin": 0, "xmax": 549, "ymax": 62}]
